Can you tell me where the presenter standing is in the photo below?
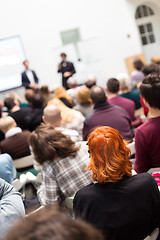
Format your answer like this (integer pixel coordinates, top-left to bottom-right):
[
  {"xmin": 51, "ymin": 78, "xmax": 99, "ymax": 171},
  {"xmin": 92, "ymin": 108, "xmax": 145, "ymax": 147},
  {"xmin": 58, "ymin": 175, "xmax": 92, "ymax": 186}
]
[
  {"xmin": 21, "ymin": 60, "xmax": 39, "ymax": 90},
  {"xmin": 58, "ymin": 53, "xmax": 76, "ymax": 89}
]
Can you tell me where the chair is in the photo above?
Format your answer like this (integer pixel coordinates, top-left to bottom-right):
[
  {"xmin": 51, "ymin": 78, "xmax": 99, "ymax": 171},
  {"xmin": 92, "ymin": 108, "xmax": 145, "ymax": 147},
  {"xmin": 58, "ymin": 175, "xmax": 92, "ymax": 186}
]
[
  {"xmin": 13, "ymin": 155, "xmax": 34, "ymax": 169},
  {"xmin": 127, "ymin": 141, "xmax": 135, "ymax": 156},
  {"xmin": 62, "ymin": 196, "xmax": 74, "ymax": 210}
]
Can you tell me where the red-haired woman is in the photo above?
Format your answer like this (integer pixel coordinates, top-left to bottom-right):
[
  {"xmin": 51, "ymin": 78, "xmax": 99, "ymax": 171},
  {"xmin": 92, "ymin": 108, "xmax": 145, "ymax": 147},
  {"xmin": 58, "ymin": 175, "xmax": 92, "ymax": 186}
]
[{"xmin": 73, "ymin": 126, "xmax": 160, "ymax": 240}]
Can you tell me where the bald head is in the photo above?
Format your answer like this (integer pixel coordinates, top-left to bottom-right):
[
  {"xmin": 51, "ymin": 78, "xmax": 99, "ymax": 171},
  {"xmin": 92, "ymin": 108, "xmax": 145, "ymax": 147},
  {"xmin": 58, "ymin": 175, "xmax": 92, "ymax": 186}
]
[
  {"xmin": 43, "ymin": 105, "xmax": 61, "ymax": 127},
  {"xmin": 90, "ymin": 86, "xmax": 106, "ymax": 104}
]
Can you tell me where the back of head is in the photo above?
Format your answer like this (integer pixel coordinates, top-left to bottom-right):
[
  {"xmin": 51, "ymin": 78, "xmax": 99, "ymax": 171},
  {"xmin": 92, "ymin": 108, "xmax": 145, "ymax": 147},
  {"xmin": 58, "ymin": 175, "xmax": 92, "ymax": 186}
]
[
  {"xmin": 87, "ymin": 126, "xmax": 132, "ymax": 183},
  {"xmin": 31, "ymin": 93, "xmax": 44, "ymax": 108},
  {"xmin": 107, "ymin": 78, "xmax": 120, "ymax": 93},
  {"xmin": 85, "ymin": 75, "xmax": 97, "ymax": 89},
  {"xmin": 77, "ymin": 87, "xmax": 91, "ymax": 104},
  {"xmin": 90, "ymin": 86, "xmax": 106, "ymax": 104},
  {"xmin": 140, "ymin": 73, "xmax": 160, "ymax": 109},
  {"xmin": 0, "ymin": 116, "xmax": 16, "ymax": 132},
  {"xmin": 5, "ymin": 206, "xmax": 104, "ymax": 240},
  {"xmin": 25, "ymin": 89, "xmax": 35, "ymax": 103},
  {"xmin": 29, "ymin": 124, "xmax": 79, "ymax": 165},
  {"xmin": 40, "ymin": 85, "xmax": 50, "ymax": 95},
  {"xmin": 142, "ymin": 63, "xmax": 159, "ymax": 76},
  {"xmin": 133, "ymin": 58, "xmax": 144, "ymax": 71},
  {"xmin": 4, "ymin": 97, "xmax": 15, "ymax": 111},
  {"xmin": 48, "ymin": 98, "xmax": 74, "ymax": 124},
  {"xmin": 116, "ymin": 73, "xmax": 130, "ymax": 91},
  {"xmin": 67, "ymin": 77, "xmax": 77, "ymax": 88},
  {"xmin": 43, "ymin": 105, "xmax": 61, "ymax": 125}
]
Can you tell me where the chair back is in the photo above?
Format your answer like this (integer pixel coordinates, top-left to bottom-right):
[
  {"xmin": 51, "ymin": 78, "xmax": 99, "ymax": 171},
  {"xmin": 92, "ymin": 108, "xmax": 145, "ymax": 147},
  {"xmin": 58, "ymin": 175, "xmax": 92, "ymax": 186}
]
[{"xmin": 13, "ymin": 155, "xmax": 33, "ymax": 169}]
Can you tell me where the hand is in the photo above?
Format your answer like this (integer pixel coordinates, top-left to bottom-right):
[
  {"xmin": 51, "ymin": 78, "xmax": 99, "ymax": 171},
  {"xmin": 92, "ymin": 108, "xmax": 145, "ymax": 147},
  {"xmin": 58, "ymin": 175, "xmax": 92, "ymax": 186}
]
[
  {"xmin": 32, "ymin": 83, "xmax": 38, "ymax": 89},
  {"xmin": 58, "ymin": 63, "xmax": 62, "ymax": 70},
  {"xmin": 63, "ymin": 72, "xmax": 71, "ymax": 77}
]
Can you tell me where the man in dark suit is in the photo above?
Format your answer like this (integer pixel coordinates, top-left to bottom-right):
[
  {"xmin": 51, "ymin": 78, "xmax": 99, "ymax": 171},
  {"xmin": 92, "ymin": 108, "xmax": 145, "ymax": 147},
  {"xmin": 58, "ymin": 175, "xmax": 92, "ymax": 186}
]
[
  {"xmin": 58, "ymin": 53, "xmax": 76, "ymax": 89},
  {"xmin": 21, "ymin": 60, "xmax": 39, "ymax": 89}
]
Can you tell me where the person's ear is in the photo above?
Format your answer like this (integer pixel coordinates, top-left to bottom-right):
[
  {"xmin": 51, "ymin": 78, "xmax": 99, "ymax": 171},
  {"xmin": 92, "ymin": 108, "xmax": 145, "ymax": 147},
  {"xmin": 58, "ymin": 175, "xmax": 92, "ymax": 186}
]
[{"xmin": 42, "ymin": 115, "xmax": 46, "ymax": 123}]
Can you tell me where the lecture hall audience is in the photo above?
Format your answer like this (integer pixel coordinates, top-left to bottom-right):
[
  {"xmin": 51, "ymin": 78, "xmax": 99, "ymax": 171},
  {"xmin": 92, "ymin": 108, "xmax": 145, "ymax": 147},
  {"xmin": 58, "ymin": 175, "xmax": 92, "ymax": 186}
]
[{"xmin": 1, "ymin": 52, "xmax": 160, "ymax": 240}]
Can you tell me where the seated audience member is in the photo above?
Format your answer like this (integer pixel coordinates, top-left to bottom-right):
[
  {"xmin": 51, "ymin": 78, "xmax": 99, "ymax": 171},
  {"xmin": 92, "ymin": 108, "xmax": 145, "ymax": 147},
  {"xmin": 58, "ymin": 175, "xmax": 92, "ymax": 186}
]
[
  {"xmin": 117, "ymin": 73, "xmax": 141, "ymax": 109},
  {"xmin": 85, "ymin": 75, "xmax": 97, "ymax": 89},
  {"xmin": 67, "ymin": 77, "xmax": 81, "ymax": 104},
  {"xmin": 6, "ymin": 92, "xmax": 28, "ymax": 108},
  {"xmin": 130, "ymin": 58, "xmax": 144, "ymax": 90},
  {"xmin": 48, "ymin": 98, "xmax": 85, "ymax": 135},
  {"xmin": 24, "ymin": 89, "xmax": 35, "ymax": 106},
  {"xmin": 142, "ymin": 63, "xmax": 160, "ymax": 76},
  {"xmin": 141, "ymin": 63, "xmax": 160, "ymax": 117},
  {"xmin": 134, "ymin": 73, "xmax": 160, "ymax": 173},
  {"xmin": 0, "ymin": 178, "xmax": 25, "ymax": 239},
  {"xmin": 73, "ymin": 86, "xmax": 93, "ymax": 118},
  {"xmin": 43, "ymin": 105, "xmax": 81, "ymax": 142},
  {"xmin": 0, "ymin": 154, "xmax": 16, "ymax": 183},
  {"xmin": 4, "ymin": 206, "xmax": 104, "ymax": 240},
  {"xmin": 74, "ymin": 126, "xmax": 160, "ymax": 240},
  {"xmin": 83, "ymin": 86, "xmax": 133, "ymax": 141},
  {"xmin": 106, "ymin": 78, "xmax": 143, "ymax": 128},
  {"xmin": 54, "ymin": 87, "xmax": 74, "ymax": 108},
  {"xmin": 4, "ymin": 97, "xmax": 31, "ymax": 130},
  {"xmin": 29, "ymin": 124, "xmax": 92, "ymax": 205},
  {"xmin": 0, "ymin": 116, "xmax": 31, "ymax": 160},
  {"xmin": 24, "ymin": 93, "xmax": 45, "ymax": 131},
  {"xmin": 39, "ymin": 85, "xmax": 53, "ymax": 104}
]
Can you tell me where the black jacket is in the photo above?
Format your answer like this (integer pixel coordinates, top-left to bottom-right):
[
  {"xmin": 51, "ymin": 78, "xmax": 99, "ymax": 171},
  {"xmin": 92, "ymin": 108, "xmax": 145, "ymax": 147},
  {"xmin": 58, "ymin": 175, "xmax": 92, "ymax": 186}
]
[{"xmin": 21, "ymin": 70, "xmax": 39, "ymax": 89}]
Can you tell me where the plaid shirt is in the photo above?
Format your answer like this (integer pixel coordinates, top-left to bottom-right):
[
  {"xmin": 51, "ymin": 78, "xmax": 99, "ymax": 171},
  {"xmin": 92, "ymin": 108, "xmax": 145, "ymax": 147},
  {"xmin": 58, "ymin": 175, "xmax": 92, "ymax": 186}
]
[{"xmin": 38, "ymin": 141, "xmax": 92, "ymax": 205}]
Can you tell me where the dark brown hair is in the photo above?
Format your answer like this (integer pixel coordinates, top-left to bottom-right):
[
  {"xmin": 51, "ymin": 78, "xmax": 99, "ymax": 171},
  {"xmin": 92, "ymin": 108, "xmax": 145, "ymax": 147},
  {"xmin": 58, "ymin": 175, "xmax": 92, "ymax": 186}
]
[
  {"xmin": 29, "ymin": 124, "xmax": 79, "ymax": 165},
  {"xmin": 5, "ymin": 206, "xmax": 104, "ymax": 240},
  {"xmin": 140, "ymin": 73, "xmax": 160, "ymax": 109}
]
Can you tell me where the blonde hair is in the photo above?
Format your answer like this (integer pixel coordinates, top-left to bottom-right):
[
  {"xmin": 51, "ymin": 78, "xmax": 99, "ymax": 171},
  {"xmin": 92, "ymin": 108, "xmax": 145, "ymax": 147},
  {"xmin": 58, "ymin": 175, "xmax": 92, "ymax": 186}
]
[
  {"xmin": 54, "ymin": 87, "xmax": 73, "ymax": 104},
  {"xmin": 77, "ymin": 87, "xmax": 91, "ymax": 104},
  {"xmin": 48, "ymin": 98, "xmax": 74, "ymax": 124},
  {"xmin": 0, "ymin": 116, "xmax": 16, "ymax": 131}
]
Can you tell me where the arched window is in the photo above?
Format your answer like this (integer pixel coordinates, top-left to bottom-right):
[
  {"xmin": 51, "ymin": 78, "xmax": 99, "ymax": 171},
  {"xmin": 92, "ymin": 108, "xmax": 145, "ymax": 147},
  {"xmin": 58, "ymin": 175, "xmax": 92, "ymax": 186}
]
[
  {"xmin": 135, "ymin": 5, "xmax": 154, "ymax": 19},
  {"xmin": 135, "ymin": 5, "xmax": 155, "ymax": 45}
]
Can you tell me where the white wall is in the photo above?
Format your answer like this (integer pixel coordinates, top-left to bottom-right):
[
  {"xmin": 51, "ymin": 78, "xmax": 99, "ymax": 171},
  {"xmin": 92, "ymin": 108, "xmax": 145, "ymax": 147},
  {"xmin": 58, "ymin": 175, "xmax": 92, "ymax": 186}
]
[{"xmin": 0, "ymin": 0, "xmax": 145, "ymax": 95}]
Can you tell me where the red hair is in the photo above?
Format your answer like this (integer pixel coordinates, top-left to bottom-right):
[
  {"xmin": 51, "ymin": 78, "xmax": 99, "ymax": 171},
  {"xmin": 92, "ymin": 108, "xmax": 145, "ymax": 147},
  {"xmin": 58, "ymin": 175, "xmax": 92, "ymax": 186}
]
[{"xmin": 87, "ymin": 126, "xmax": 132, "ymax": 184}]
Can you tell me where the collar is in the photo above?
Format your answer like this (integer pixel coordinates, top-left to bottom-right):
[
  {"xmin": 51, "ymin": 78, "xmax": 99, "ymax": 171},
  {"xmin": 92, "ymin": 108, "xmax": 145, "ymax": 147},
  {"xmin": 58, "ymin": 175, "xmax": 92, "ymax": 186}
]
[
  {"xmin": 5, "ymin": 127, "xmax": 22, "ymax": 139},
  {"xmin": 94, "ymin": 101, "xmax": 110, "ymax": 110}
]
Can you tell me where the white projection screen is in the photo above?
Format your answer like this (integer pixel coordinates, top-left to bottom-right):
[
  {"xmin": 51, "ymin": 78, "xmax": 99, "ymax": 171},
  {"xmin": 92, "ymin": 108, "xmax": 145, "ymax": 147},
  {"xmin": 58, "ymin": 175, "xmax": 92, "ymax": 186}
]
[{"xmin": 0, "ymin": 36, "xmax": 26, "ymax": 92}]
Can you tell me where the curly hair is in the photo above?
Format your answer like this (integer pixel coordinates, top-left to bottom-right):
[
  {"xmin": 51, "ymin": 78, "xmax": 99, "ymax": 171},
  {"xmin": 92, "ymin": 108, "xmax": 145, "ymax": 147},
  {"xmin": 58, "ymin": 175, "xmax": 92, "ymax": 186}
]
[
  {"xmin": 29, "ymin": 124, "xmax": 79, "ymax": 165},
  {"xmin": 87, "ymin": 126, "xmax": 132, "ymax": 183}
]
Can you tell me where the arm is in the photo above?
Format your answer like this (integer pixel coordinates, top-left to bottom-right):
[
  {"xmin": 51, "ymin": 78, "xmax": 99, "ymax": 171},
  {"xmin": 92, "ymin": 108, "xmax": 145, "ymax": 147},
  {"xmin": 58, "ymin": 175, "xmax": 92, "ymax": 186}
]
[
  {"xmin": 37, "ymin": 166, "xmax": 61, "ymax": 205},
  {"xmin": 134, "ymin": 128, "xmax": 150, "ymax": 173},
  {"xmin": 70, "ymin": 62, "xmax": 76, "ymax": 75},
  {"xmin": 0, "ymin": 178, "xmax": 25, "ymax": 237},
  {"xmin": 58, "ymin": 63, "xmax": 62, "ymax": 73},
  {"xmin": 0, "ymin": 154, "xmax": 16, "ymax": 184}
]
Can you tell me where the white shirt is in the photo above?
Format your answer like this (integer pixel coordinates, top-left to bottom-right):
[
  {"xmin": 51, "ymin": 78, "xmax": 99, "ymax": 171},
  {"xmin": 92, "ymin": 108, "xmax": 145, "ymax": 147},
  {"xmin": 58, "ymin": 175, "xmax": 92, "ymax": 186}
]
[{"xmin": 25, "ymin": 69, "xmax": 35, "ymax": 84}]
